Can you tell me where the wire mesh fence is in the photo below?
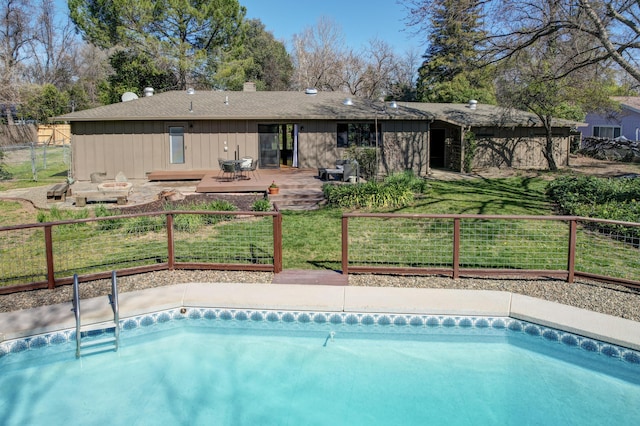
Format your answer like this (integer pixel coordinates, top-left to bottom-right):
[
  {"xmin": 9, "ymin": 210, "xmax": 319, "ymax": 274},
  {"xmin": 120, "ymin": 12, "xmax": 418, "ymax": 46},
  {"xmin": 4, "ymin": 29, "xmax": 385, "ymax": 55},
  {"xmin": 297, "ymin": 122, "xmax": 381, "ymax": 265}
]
[
  {"xmin": 0, "ymin": 143, "xmax": 71, "ymax": 183},
  {"xmin": 344, "ymin": 214, "xmax": 639, "ymax": 285},
  {"xmin": 2, "ymin": 210, "xmax": 638, "ymax": 292},
  {"xmin": 574, "ymin": 219, "xmax": 640, "ymax": 282},
  {"xmin": 0, "ymin": 211, "xmax": 279, "ymax": 292},
  {"xmin": 346, "ymin": 216, "xmax": 454, "ymax": 268},
  {"xmin": 172, "ymin": 213, "xmax": 274, "ymax": 265}
]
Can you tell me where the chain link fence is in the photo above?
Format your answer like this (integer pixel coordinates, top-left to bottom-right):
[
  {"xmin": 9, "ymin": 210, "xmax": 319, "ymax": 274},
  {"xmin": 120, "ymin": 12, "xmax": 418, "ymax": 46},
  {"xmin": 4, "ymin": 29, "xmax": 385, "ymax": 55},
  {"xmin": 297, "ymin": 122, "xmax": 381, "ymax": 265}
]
[{"xmin": 0, "ymin": 143, "xmax": 71, "ymax": 184}]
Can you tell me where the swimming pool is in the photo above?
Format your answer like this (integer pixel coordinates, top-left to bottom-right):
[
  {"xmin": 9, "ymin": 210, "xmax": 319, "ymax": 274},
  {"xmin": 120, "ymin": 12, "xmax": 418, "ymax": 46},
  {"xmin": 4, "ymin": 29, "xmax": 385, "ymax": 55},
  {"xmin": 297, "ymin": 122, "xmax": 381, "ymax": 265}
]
[{"xmin": 2, "ymin": 308, "xmax": 640, "ymax": 425}]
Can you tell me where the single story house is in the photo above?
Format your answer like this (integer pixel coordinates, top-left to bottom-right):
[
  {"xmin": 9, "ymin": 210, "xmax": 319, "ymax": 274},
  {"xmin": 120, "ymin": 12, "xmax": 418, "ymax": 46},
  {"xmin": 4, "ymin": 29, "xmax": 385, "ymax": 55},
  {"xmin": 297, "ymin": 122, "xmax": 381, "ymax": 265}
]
[
  {"xmin": 578, "ymin": 96, "xmax": 640, "ymax": 141},
  {"xmin": 56, "ymin": 88, "xmax": 579, "ymax": 181}
]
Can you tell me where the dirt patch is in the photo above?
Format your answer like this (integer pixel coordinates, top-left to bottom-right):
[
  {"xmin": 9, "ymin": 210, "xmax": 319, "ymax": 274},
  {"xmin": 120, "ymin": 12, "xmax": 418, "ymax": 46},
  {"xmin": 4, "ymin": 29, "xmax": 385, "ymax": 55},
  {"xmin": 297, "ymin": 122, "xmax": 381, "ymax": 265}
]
[{"xmin": 114, "ymin": 193, "xmax": 265, "ymax": 214}]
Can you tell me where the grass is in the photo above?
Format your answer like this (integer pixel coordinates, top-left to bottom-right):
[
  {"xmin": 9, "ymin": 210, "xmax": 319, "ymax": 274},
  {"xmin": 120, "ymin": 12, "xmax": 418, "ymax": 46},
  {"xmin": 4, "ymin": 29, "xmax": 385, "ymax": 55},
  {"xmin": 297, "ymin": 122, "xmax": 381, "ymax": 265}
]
[{"xmin": 1, "ymin": 175, "xmax": 638, "ymax": 284}]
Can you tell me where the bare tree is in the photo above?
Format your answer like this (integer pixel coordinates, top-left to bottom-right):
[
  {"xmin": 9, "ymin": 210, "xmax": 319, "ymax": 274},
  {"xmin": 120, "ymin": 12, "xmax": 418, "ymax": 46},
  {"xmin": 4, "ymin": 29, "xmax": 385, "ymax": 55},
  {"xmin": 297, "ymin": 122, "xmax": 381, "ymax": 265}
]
[
  {"xmin": 404, "ymin": 0, "xmax": 640, "ymax": 85},
  {"xmin": 291, "ymin": 17, "xmax": 346, "ymax": 91},
  {"xmin": 25, "ymin": 0, "xmax": 79, "ymax": 87},
  {"xmin": 0, "ymin": 0, "xmax": 33, "ymax": 123}
]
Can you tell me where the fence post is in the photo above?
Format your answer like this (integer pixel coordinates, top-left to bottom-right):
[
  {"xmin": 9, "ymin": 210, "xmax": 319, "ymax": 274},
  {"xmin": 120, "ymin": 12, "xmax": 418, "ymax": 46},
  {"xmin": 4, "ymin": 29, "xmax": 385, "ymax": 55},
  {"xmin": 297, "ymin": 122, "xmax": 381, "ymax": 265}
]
[
  {"xmin": 342, "ymin": 215, "xmax": 349, "ymax": 275},
  {"xmin": 45, "ymin": 225, "xmax": 56, "ymax": 289},
  {"xmin": 273, "ymin": 212, "xmax": 283, "ymax": 273},
  {"xmin": 567, "ymin": 219, "xmax": 577, "ymax": 283},
  {"xmin": 452, "ymin": 218, "xmax": 461, "ymax": 279},
  {"xmin": 166, "ymin": 214, "xmax": 175, "ymax": 270}
]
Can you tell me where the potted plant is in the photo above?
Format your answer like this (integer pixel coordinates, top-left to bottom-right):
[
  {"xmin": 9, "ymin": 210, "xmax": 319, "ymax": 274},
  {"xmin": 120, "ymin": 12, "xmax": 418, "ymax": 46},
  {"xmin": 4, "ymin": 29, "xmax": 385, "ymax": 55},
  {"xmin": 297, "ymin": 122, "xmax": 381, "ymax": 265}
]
[{"xmin": 268, "ymin": 181, "xmax": 279, "ymax": 194}]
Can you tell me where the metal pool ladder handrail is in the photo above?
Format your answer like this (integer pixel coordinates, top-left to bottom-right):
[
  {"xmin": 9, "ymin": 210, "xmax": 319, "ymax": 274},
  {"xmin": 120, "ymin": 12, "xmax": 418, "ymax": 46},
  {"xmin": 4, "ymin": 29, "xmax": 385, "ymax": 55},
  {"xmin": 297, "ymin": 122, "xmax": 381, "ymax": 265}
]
[{"xmin": 72, "ymin": 271, "xmax": 120, "ymax": 358}]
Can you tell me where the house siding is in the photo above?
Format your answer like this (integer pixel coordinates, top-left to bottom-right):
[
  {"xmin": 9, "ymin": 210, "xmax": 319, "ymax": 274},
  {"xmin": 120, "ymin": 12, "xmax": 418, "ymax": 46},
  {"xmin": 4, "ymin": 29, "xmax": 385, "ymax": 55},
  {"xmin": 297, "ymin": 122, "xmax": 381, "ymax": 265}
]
[
  {"xmin": 471, "ymin": 127, "xmax": 570, "ymax": 169},
  {"xmin": 71, "ymin": 119, "xmax": 429, "ymax": 180}
]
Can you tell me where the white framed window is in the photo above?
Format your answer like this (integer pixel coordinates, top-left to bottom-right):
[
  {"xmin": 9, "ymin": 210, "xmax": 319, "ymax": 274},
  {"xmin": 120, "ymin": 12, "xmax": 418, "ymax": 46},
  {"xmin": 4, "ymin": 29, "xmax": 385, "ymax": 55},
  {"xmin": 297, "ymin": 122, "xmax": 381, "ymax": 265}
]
[
  {"xmin": 169, "ymin": 126, "xmax": 185, "ymax": 164},
  {"xmin": 593, "ymin": 126, "xmax": 621, "ymax": 139}
]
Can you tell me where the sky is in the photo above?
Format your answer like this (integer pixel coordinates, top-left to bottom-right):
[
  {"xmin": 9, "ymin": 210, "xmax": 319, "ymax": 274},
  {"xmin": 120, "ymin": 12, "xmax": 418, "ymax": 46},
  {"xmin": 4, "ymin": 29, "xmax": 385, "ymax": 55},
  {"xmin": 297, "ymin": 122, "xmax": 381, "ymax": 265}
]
[{"xmin": 241, "ymin": 0, "xmax": 421, "ymax": 53}]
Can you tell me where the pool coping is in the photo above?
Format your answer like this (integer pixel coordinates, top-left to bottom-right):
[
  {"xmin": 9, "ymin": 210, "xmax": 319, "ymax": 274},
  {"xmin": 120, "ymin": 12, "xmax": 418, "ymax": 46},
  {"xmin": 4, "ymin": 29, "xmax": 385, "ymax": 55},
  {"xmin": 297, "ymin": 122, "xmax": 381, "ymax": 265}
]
[{"xmin": 1, "ymin": 283, "xmax": 639, "ymax": 351}]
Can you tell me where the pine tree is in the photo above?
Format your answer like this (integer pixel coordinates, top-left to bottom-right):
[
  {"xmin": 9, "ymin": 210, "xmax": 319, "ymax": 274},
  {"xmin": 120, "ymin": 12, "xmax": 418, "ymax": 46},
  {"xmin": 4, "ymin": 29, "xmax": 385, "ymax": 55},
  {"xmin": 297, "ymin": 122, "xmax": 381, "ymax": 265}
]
[{"xmin": 416, "ymin": 0, "xmax": 495, "ymax": 103}]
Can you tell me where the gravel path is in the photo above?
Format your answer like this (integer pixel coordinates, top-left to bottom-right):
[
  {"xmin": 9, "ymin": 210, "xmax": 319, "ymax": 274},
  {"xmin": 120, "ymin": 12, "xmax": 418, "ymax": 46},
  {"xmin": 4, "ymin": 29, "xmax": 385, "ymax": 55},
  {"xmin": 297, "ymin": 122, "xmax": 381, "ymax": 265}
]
[{"xmin": 1, "ymin": 270, "xmax": 639, "ymax": 323}]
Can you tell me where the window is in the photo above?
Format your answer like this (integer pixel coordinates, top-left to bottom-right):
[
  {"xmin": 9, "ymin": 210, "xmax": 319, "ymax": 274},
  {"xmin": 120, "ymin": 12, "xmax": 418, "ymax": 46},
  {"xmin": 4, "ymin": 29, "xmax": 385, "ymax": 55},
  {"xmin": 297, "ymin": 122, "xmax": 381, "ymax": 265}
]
[
  {"xmin": 593, "ymin": 126, "xmax": 621, "ymax": 139},
  {"xmin": 337, "ymin": 123, "xmax": 381, "ymax": 148},
  {"xmin": 169, "ymin": 126, "xmax": 185, "ymax": 164}
]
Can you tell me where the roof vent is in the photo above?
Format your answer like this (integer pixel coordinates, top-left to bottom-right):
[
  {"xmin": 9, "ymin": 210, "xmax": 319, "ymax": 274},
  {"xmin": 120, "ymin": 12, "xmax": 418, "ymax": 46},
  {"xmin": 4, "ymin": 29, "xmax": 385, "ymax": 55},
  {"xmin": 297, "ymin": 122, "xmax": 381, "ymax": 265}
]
[
  {"xmin": 343, "ymin": 98, "xmax": 353, "ymax": 106},
  {"xmin": 121, "ymin": 92, "xmax": 139, "ymax": 102},
  {"xmin": 186, "ymin": 88, "xmax": 195, "ymax": 95},
  {"xmin": 468, "ymin": 99, "xmax": 478, "ymax": 110},
  {"xmin": 305, "ymin": 88, "xmax": 318, "ymax": 95},
  {"xmin": 143, "ymin": 87, "xmax": 154, "ymax": 97}
]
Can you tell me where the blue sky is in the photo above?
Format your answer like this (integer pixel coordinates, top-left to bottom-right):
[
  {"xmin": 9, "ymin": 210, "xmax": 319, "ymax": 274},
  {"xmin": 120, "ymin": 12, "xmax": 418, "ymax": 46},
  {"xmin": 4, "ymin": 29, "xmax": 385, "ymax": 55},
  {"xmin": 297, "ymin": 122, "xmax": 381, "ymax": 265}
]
[{"xmin": 242, "ymin": 0, "xmax": 420, "ymax": 53}]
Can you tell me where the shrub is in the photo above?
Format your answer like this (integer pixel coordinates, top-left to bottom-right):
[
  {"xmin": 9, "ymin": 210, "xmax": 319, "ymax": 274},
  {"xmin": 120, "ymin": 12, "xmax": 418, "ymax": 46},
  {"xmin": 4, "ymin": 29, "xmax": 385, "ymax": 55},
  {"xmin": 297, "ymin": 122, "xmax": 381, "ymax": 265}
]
[
  {"xmin": 547, "ymin": 175, "xmax": 640, "ymax": 240},
  {"xmin": 547, "ymin": 176, "xmax": 640, "ymax": 217},
  {"xmin": 382, "ymin": 170, "xmax": 429, "ymax": 194},
  {"xmin": 346, "ymin": 146, "xmax": 377, "ymax": 181},
  {"xmin": 323, "ymin": 173, "xmax": 415, "ymax": 209},
  {"xmin": 252, "ymin": 199, "xmax": 272, "ymax": 211}
]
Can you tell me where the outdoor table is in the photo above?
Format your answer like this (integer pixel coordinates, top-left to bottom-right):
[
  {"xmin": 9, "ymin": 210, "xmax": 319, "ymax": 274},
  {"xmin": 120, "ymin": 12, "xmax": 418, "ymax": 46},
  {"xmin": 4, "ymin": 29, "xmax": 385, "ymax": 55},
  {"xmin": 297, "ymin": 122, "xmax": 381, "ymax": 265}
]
[{"xmin": 223, "ymin": 160, "xmax": 249, "ymax": 180}]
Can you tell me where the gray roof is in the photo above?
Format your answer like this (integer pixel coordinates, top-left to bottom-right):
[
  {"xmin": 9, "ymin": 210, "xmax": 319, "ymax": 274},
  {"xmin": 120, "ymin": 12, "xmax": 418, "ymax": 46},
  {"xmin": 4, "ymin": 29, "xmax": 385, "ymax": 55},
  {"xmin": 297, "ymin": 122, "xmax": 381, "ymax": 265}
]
[
  {"xmin": 56, "ymin": 90, "xmax": 432, "ymax": 122},
  {"xmin": 56, "ymin": 90, "xmax": 580, "ymax": 128},
  {"xmin": 612, "ymin": 96, "xmax": 640, "ymax": 114},
  {"xmin": 405, "ymin": 101, "xmax": 583, "ymax": 128}
]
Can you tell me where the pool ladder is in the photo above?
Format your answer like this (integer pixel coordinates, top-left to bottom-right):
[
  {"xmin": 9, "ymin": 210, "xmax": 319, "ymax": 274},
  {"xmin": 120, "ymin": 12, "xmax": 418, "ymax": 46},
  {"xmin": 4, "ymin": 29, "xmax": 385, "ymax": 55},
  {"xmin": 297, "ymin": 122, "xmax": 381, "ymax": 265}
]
[{"xmin": 72, "ymin": 271, "xmax": 120, "ymax": 358}]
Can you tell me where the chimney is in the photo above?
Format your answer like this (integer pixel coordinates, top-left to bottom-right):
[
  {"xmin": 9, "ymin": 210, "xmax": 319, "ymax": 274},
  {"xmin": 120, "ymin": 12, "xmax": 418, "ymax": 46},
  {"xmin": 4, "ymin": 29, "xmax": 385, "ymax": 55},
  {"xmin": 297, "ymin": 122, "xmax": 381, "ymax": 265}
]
[
  {"xmin": 243, "ymin": 82, "xmax": 256, "ymax": 92},
  {"xmin": 143, "ymin": 87, "xmax": 154, "ymax": 97}
]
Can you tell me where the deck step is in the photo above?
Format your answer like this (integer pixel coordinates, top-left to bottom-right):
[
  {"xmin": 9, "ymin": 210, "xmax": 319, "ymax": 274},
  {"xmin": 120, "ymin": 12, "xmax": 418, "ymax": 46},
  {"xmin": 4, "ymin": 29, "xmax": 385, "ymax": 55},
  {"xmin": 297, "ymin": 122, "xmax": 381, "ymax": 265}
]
[{"xmin": 269, "ymin": 189, "xmax": 326, "ymax": 210}]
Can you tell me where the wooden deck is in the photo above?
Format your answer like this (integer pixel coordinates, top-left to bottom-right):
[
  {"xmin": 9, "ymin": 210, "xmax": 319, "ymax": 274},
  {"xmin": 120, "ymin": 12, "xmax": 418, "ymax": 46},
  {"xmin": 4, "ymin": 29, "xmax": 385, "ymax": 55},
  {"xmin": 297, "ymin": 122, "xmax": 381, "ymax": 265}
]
[{"xmin": 147, "ymin": 168, "xmax": 324, "ymax": 193}]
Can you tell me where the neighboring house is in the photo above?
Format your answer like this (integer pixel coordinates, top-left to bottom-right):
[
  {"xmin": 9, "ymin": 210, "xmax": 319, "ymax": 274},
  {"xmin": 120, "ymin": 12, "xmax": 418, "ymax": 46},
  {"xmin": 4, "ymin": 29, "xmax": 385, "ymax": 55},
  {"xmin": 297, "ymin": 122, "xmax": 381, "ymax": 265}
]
[
  {"xmin": 579, "ymin": 96, "xmax": 640, "ymax": 141},
  {"xmin": 56, "ymin": 88, "xmax": 579, "ymax": 181}
]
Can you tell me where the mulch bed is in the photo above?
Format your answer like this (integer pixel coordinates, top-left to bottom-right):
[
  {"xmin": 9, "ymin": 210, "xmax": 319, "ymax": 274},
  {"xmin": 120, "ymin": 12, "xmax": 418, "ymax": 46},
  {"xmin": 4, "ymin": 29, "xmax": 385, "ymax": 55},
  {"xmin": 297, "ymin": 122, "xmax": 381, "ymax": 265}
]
[{"xmin": 114, "ymin": 193, "xmax": 265, "ymax": 214}]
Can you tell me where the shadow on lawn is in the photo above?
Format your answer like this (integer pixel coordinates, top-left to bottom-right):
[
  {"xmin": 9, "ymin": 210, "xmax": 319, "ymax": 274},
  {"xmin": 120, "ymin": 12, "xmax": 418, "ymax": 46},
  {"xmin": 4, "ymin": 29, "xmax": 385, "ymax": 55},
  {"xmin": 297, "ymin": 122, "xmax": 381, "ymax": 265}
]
[{"xmin": 408, "ymin": 176, "xmax": 552, "ymax": 215}]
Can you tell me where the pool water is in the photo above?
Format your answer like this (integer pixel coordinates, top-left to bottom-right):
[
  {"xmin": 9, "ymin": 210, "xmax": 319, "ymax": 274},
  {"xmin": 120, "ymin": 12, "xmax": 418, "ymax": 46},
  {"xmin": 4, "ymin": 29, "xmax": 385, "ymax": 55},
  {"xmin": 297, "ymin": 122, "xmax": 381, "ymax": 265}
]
[{"xmin": 2, "ymin": 311, "xmax": 640, "ymax": 425}]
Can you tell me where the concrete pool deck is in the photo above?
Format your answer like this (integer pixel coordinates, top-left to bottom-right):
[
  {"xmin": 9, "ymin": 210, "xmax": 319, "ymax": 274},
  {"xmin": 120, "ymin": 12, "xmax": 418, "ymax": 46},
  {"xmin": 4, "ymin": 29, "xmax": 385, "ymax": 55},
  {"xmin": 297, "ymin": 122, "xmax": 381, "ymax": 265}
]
[{"xmin": 1, "ymin": 284, "xmax": 640, "ymax": 351}]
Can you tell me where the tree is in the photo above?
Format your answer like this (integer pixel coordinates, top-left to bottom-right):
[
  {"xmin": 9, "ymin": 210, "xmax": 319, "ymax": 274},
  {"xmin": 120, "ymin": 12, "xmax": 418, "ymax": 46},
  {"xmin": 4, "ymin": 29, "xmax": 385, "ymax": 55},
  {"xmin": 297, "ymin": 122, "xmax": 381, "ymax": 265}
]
[
  {"xmin": 0, "ymin": 0, "xmax": 33, "ymax": 123},
  {"xmin": 19, "ymin": 83, "xmax": 69, "ymax": 123},
  {"xmin": 212, "ymin": 19, "xmax": 293, "ymax": 90},
  {"xmin": 485, "ymin": 0, "xmax": 640, "ymax": 85},
  {"xmin": 68, "ymin": 0, "xmax": 247, "ymax": 89},
  {"xmin": 25, "ymin": 0, "xmax": 79, "ymax": 87},
  {"xmin": 495, "ymin": 40, "xmax": 612, "ymax": 170},
  {"xmin": 409, "ymin": 0, "xmax": 495, "ymax": 103},
  {"xmin": 99, "ymin": 50, "xmax": 179, "ymax": 104},
  {"xmin": 291, "ymin": 17, "xmax": 345, "ymax": 91}
]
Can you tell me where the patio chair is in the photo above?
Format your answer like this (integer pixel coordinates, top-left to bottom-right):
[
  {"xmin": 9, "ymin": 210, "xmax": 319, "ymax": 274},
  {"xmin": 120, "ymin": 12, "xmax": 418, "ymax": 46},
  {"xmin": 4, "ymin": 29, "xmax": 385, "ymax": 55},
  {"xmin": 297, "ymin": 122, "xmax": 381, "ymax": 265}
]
[
  {"xmin": 218, "ymin": 158, "xmax": 227, "ymax": 179},
  {"xmin": 239, "ymin": 156, "xmax": 259, "ymax": 180},
  {"xmin": 220, "ymin": 161, "xmax": 236, "ymax": 181}
]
